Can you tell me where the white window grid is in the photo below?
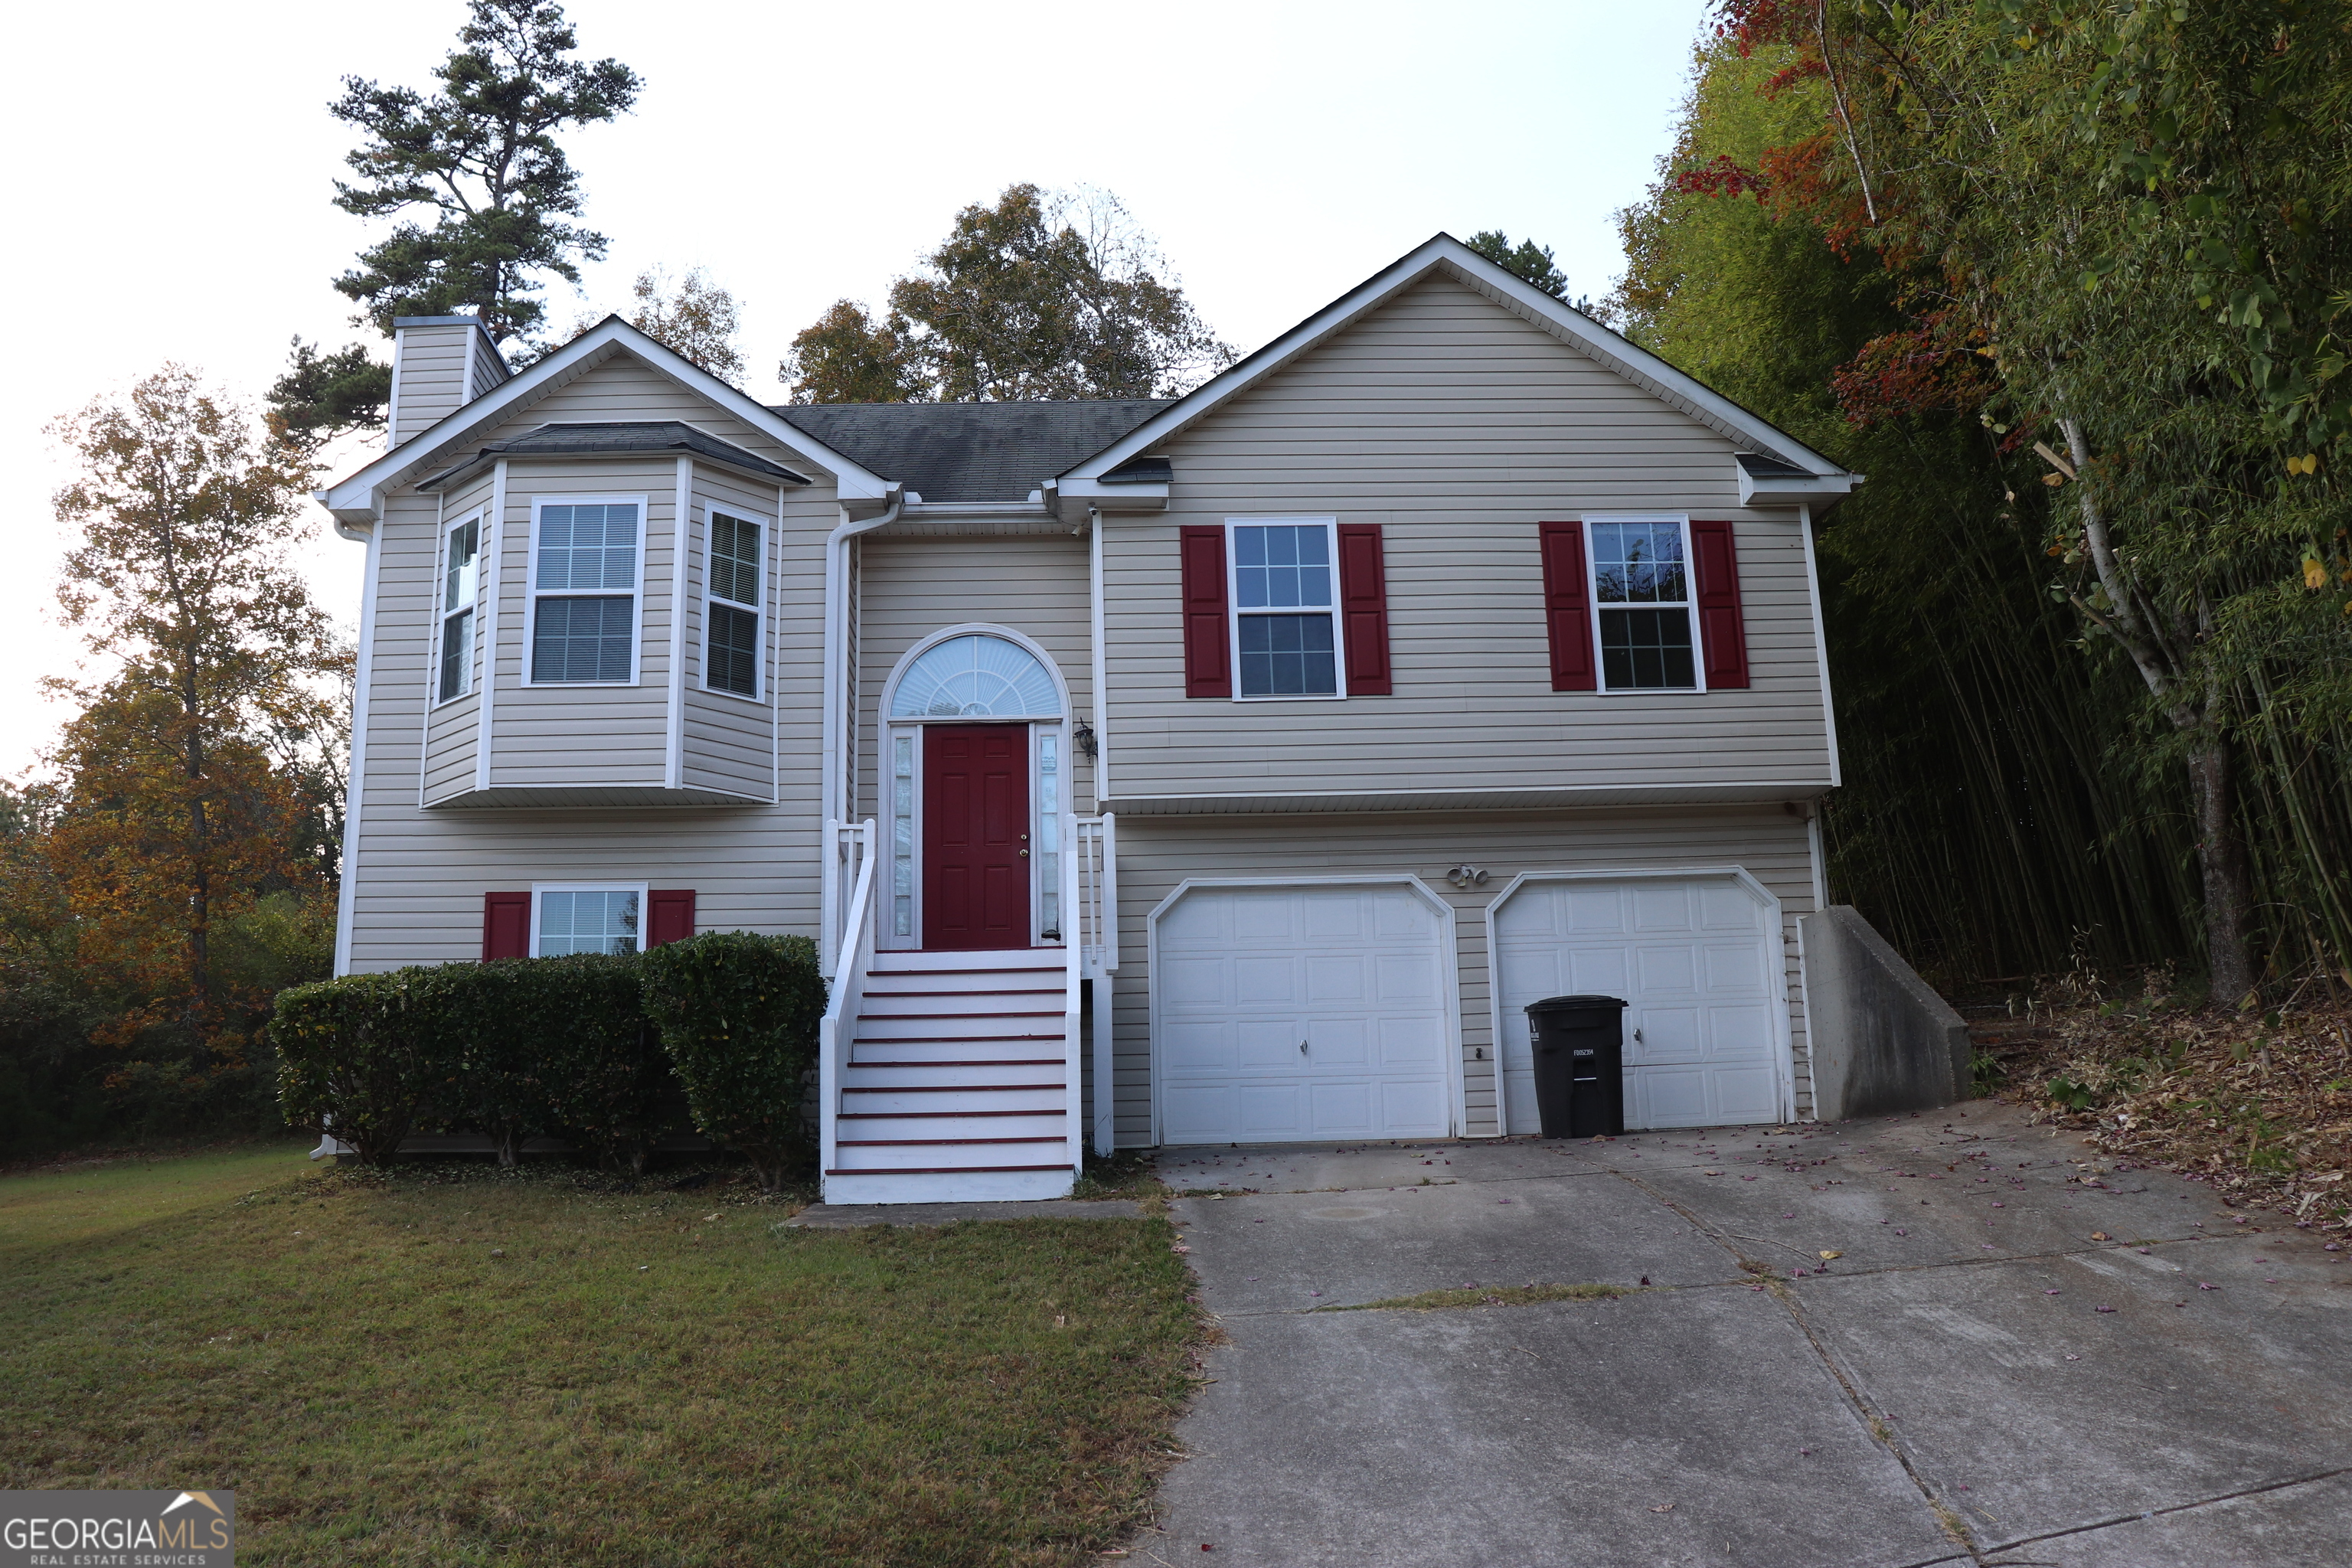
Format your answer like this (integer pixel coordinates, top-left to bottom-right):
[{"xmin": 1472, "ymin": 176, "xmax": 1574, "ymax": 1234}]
[
  {"xmin": 431, "ymin": 508, "xmax": 486, "ymax": 706},
  {"xmin": 1224, "ymin": 515, "xmax": 1347, "ymax": 702},
  {"xmin": 530, "ymin": 882, "xmax": 650, "ymax": 956},
  {"xmin": 521, "ymin": 495, "xmax": 648, "ymax": 688},
  {"xmin": 701, "ymin": 504, "xmax": 770, "ymax": 702},
  {"xmin": 1580, "ymin": 513, "xmax": 1708, "ymax": 695}
]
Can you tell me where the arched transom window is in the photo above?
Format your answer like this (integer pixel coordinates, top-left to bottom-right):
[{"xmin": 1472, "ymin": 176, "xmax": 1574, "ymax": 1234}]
[{"xmin": 890, "ymin": 634, "xmax": 1062, "ymax": 719}]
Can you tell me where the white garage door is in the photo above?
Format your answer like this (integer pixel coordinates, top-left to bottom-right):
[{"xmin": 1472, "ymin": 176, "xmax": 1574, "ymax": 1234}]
[
  {"xmin": 1155, "ymin": 884, "xmax": 1453, "ymax": 1144},
  {"xmin": 1494, "ymin": 875, "xmax": 1785, "ymax": 1132}
]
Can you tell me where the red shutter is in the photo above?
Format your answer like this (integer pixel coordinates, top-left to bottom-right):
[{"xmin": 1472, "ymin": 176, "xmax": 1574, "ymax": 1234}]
[
  {"xmin": 482, "ymin": 891, "xmax": 531, "ymax": 961},
  {"xmin": 646, "ymin": 889, "xmax": 696, "ymax": 947},
  {"xmin": 1179, "ymin": 525, "xmax": 1230, "ymax": 697},
  {"xmin": 1689, "ymin": 521, "xmax": 1750, "ymax": 689},
  {"xmin": 1335, "ymin": 523, "xmax": 1393, "ymax": 695},
  {"xmin": 1538, "ymin": 522, "xmax": 1596, "ymax": 691}
]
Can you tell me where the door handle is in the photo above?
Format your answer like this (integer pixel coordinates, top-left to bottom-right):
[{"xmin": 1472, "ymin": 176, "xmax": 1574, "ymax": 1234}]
[
  {"xmin": 1019, "ymin": 849, "xmax": 1029, "ymax": 858},
  {"xmin": 1299, "ymin": 1040, "xmax": 1308, "ymax": 1054}
]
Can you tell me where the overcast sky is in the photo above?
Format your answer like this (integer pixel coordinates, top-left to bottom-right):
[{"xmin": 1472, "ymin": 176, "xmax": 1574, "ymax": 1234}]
[{"xmin": 0, "ymin": 0, "xmax": 1710, "ymax": 780}]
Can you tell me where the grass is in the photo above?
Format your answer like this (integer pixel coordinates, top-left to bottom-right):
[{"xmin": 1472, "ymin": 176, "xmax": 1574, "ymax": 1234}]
[
  {"xmin": 1315, "ymin": 1282, "xmax": 1636, "ymax": 1313},
  {"xmin": 0, "ymin": 1143, "xmax": 1203, "ymax": 1566}
]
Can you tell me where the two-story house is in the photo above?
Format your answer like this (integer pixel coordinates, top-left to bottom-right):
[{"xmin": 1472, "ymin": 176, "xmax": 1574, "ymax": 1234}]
[{"xmin": 318, "ymin": 234, "xmax": 1860, "ymax": 1203}]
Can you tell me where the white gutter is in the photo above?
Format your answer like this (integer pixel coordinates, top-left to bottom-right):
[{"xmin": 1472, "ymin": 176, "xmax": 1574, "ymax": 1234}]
[
  {"xmin": 329, "ymin": 515, "xmax": 381, "ymax": 976},
  {"xmin": 818, "ymin": 485, "xmax": 904, "ymax": 972}
]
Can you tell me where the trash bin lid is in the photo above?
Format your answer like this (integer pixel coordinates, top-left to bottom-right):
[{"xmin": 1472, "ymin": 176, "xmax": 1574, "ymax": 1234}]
[{"xmin": 1526, "ymin": 995, "xmax": 1628, "ymax": 1011}]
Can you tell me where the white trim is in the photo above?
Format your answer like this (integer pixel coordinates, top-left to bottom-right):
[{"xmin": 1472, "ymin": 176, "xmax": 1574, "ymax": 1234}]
[
  {"xmin": 773, "ymin": 485, "xmax": 789, "ymax": 802},
  {"xmin": 1088, "ymin": 508, "xmax": 1109, "ymax": 807},
  {"xmin": 384, "ymin": 329, "xmax": 405, "ymax": 450},
  {"xmin": 1799, "ymin": 503, "xmax": 1842, "ymax": 787},
  {"xmin": 318, "ymin": 318, "xmax": 888, "ymax": 524},
  {"xmin": 416, "ymin": 489, "xmax": 448, "ymax": 812},
  {"xmin": 426, "ymin": 503, "xmax": 487, "ymax": 710},
  {"xmin": 1808, "ymin": 812, "xmax": 1830, "ymax": 912},
  {"xmin": 475, "ymin": 459, "xmax": 508, "ymax": 794},
  {"xmin": 1097, "ymin": 778, "xmax": 1837, "ymax": 811},
  {"xmin": 1480, "ymin": 865, "xmax": 1795, "ymax": 1132},
  {"xmin": 529, "ymin": 880, "xmax": 652, "ymax": 957},
  {"xmin": 461, "ymin": 327, "xmax": 478, "ymax": 409},
  {"xmin": 1223, "ymin": 517, "xmax": 1346, "ymax": 703},
  {"xmin": 1144, "ymin": 874, "xmax": 1465, "ymax": 1147},
  {"xmin": 877, "ymin": 622, "xmax": 1075, "ymax": 724},
  {"xmin": 1579, "ymin": 513, "xmax": 1704, "ymax": 696},
  {"xmin": 332, "ymin": 520, "xmax": 383, "ymax": 976},
  {"xmin": 665, "ymin": 458, "xmax": 690, "ymax": 789},
  {"xmin": 520, "ymin": 493, "xmax": 649, "ymax": 689},
  {"xmin": 699, "ymin": 498, "xmax": 775, "ymax": 704},
  {"xmin": 1061, "ymin": 236, "xmax": 1854, "ymax": 488}
]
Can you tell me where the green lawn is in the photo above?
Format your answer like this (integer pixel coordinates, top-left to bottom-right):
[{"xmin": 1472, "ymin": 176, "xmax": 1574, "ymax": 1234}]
[{"xmin": 0, "ymin": 1145, "xmax": 1200, "ymax": 1566}]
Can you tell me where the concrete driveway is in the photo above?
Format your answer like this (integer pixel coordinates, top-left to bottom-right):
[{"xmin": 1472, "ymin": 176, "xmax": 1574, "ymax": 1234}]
[{"xmin": 1135, "ymin": 1102, "xmax": 2352, "ymax": 1567}]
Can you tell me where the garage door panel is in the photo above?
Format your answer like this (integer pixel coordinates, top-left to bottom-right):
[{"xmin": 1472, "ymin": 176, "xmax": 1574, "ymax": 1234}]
[
  {"xmin": 1161, "ymin": 956, "xmax": 1227, "ymax": 1005},
  {"xmin": 1231, "ymin": 895, "xmax": 1295, "ymax": 941},
  {"xmin": 1309, "ymin": 1083, "xmax": 1372, "ymax": 1135},
  {"xmin": 1380, "ymin": 1079, "xmax": 1449, "ymax": 1135},
  {"xmin": 1305, "ymin": 954, "xmax": 1367, "ymax": 1003},
  {"xmin": 1163, "ymin": 1085, "xmax": 1236, "ymax": 1142},
  {"xmin": 1302, "ymin": 894, "xmax": 1364, "ymax": 940},
  {"xmin": 1378, "ymin": 1015, "xmax": 1442, "ymax": 1066},
  {"xmin": 1237, "ymin": 1020, "xmax": 1298, "ymax": 1070},
  {"xmin": 1569, "ymin": 947, "xmax": 1628, "ymax": 996},
  {"xmin": 1239, "ymin": 1084, "xmax": 1305, "ymax": 1138},
  {"xmin": 1494, "ymin": 875, "xmax": 1784, "ymax": 1134},
  {"xmin": 1162, "ymin": 1021, "xmax": 1233, "ymax": 1073},
  {"xmin": 1310, "ymin": 1017, "xmax": 1370, "ymax": 1067},
  {"xmin": 1233, "ymin": 956, "xmax": 1295, "ymax": 1004},
  {"xmin": 1711, "ymin": 1068, "xmax": 1780, "ymax": 1122},
  {"xmin": 1637, "ymin": 944, "xmax": 1697, "ymax": 992},
  {"xmin": 1157, "ymin": 884, "xmax": 1454, "ymax": 1144}
]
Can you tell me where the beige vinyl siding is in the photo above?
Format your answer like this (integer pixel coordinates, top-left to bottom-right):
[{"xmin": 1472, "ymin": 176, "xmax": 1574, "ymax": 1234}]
[
  {"xmin": 680, "ymin": 469, "xmax": 782, "ymax": 799},
  {"xmin": 1101, "ymin": 273, "xmax": 1833, "ymax": 806},
  {"xmin": 421, "ymin": 692, "xmax": 479, "ymax": 803},
  {"xmin": 390, "ymin": 325, "xmax": 474, "ymax": 446},
  {"xmin": 342, "ymin": 349, "xmax": 843, "ymax": 971},
  {"xmin": 486, "ymin": 358, "xmax": 778, "ymax": 452},
  {"xmin": 851, "ymin": 533, "xmax": 1096, "ymax": 821},
  {"xmin": 467, "ymin": 335, "xmax": 510, "ymax": 403},
  {"xmin": 487, "ymin": 462, "xmax": 674, "ymax": 791},
  {"xmin": 1105, "ymin": 805, "xmax": 1818, "ymax": 1145}
]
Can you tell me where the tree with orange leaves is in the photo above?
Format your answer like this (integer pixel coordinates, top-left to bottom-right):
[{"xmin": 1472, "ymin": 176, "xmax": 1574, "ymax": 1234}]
[{"xmin": 37, "ymin": 368, "xmax": 347, "ymax": 1093}]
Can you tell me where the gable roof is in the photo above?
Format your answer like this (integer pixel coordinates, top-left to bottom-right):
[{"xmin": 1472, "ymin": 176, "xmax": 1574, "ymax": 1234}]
[
  {"xmin": 773, "ymin": 400, "xmax": 1170, "ymax": 503},
  {"xmin": 415, "ymin": 422, "xmax": 814, "ymax": 492},
  {"xmin": 318, "ymin": 318, "xmax": 892, "ymax": 524},
  {"xmin": 1058, "ymin": 234, "xmax": 1859, "ymax": 502}
]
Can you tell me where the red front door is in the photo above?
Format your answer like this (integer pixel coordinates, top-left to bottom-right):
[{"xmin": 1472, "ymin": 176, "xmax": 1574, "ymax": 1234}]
[{"xmin": 922, "ymin": 724, "xmax": 1031, "ymax": 949}]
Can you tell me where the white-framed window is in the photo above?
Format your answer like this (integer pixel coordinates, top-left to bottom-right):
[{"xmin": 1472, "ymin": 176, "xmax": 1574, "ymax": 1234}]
[
  {"xmin": 1586, "ymin": 515, "xmax": 1702, "ymax": 693},
  {"xmin": 702, "ymin": 507, "xmax": 764, "ymax": 699},
  {"xmin": 1227, "ymin": 517, "xmax": 1344, "ymax": 700},
  {"xmin": 434, "ymin": 511, "xmax": 484, "ymax": 704},
  {"xmin": 525, "ymin": 497, "xmax": 644, "ymax": 685},
  {"xmin": 533, "ymin": 884, "xmax": 646, "ymax": 956}
]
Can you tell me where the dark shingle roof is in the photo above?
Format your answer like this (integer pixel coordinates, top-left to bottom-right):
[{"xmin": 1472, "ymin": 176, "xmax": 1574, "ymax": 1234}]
[
  {"xmin": 416, "ymin": 421, "xmax": 812, "ymax": 491},
  {"xmin": 772, "ymin": 400, "xmax": 1172, "ymax": 503}
]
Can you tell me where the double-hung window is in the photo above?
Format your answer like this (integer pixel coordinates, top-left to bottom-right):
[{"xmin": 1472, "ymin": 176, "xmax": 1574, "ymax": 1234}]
[
  {"xmin": 1230, "ymin": 519, "xmax": 1341, "ymax": 698},
  {"xmin": 530, "ymin": 501, "xmax": 640, "ymax": 684},
  {"xmin": 704, "ymin": 510, "xmax": 762, "ymax": 698},
  {"xmin": 534, "ymin": 886, "xmax": 642, "ymax": 956},
  {"xmin": 436, "ymin": 514, "xmax": 482, "ymax": 702},
  {"xmin": 1590, "ymin": 518, "xmax": 1697, "ymax": 691}
]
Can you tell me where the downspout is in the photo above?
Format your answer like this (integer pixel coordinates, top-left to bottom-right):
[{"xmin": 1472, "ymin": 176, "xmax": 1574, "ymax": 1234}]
[
  {"xmin": 818, "ymin": 485, "xmax": 903, "ymax": 972},
  {"xmin": 329, "ymin": 509, "xmax": 381, "ymax": 981}
]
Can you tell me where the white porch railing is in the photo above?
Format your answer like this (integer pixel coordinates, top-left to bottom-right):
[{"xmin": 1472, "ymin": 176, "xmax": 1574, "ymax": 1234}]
[
  {"xmin": 1061, "ymin": 812, "xmax": 1085, "ymax": 1176},
  {"xmin": 816, "ymin": 818, "xmax": 877, "ymax": 1182},
  {"xmin": 1075, "ymin": 814, "xmax": 1117, "ymax": 1155},
  {"xmin": 819, "ymin": 816, "xmax": 873, "ymax": 979}
]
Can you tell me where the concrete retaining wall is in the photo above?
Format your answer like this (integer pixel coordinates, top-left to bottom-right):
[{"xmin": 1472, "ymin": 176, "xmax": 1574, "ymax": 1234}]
[{"xmin": 1799, "ymin": 905, "xmax": 1971, "ymax": 1120}]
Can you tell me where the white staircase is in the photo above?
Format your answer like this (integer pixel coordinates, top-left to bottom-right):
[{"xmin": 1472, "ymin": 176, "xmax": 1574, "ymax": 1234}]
[{"xmin": 824, "ymin": 949, "xmax": 1078, "ymax": 1204}]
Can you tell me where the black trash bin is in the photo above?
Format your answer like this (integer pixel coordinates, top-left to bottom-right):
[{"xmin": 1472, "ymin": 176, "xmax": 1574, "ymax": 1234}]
[{"xmin": 1525, "ymin": 995, "xmax": 1628, "ymax": 1138}]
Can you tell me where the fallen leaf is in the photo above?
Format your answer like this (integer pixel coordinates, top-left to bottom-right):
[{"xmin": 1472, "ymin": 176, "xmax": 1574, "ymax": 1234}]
[
  {"xmin": 1649, "ymin": 1503, "xmax": 1676, "ymax": 1513},
  {"xmin": 2095, "ymin": 1305, "xmax": 2116, "ymax": 1313},
  {"xmin": 1818, "ymin": 1250, "xmax": 1842, "ymax": 1260},
  {"xmin": 2091, "ymin": 1232, "xmax": 2111, "ymax": 1242}
]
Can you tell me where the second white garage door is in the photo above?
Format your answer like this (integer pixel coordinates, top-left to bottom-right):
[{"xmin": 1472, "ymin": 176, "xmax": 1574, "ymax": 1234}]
[
  {"xmin": 1155, "ymin": 884, "xmax": 1454, "ymax": 1144},
  {"xmin": 1494, "ymin": 874, "xmax": 1786, "ymax": 1132}
]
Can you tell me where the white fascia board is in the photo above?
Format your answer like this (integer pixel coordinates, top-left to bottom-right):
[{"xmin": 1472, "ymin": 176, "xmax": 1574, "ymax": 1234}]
[
  {"xmin": 1740, "ymin": 471, "xmax": 1860, "ymax": 506},
  {"xmin": 1062, "ymin": 234, "xmax": 1857, "ymax": 486},
  {"xmin": 317, "ymin": 319, "xmax": 890, "ymax": 523},
  {"xmin": 1052, "ymin": 476, "xmax": 1168, "ymax": 511}
]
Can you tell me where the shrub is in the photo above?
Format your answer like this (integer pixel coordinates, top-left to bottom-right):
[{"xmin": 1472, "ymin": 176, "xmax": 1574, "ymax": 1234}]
[
  {"xmin": 273, "ymin": 971, "xmax": 440, "ymax": 1166},
  {"xmin": 407, "ymin": 962, "xmax": 555, "ymax": 1168},
  {"xmin": 534, "ymin": 953, "xmax": 678, "ymax": 1174},
  {"xmin": 639, "ymin": 933, "xmax": 825, "ymax": 1191}
]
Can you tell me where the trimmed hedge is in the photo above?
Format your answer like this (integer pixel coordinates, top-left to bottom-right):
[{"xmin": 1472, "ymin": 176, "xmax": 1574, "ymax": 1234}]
[
  {"xmin": 270, "ymin": 935, "xmax": 823, "ymax": 1176},
  {"xmin": 640, "ymin": 933, "xmax": 825, "ymax": 1193}
]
